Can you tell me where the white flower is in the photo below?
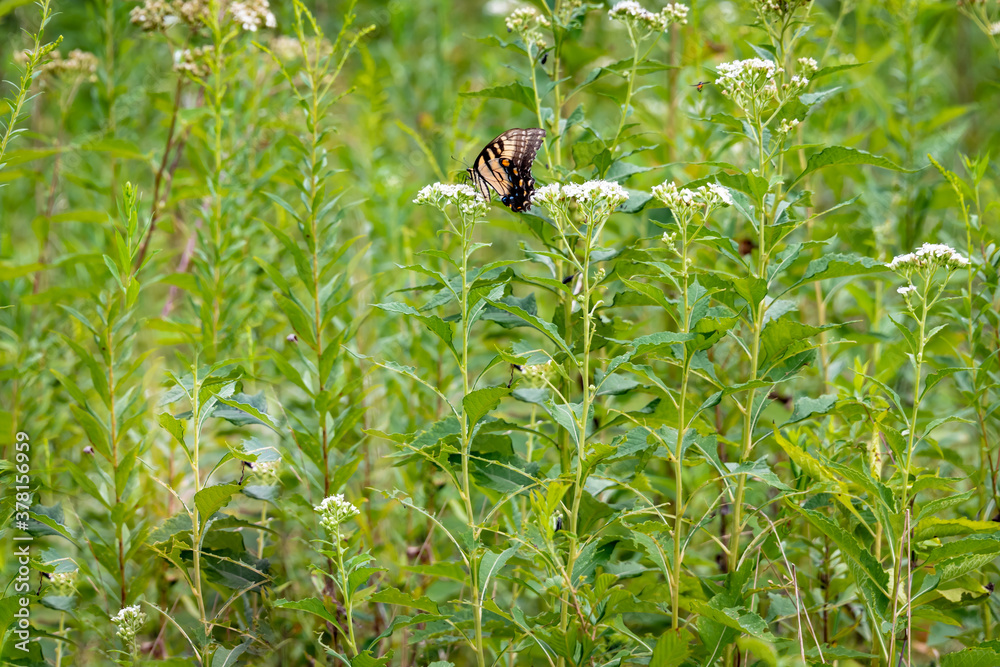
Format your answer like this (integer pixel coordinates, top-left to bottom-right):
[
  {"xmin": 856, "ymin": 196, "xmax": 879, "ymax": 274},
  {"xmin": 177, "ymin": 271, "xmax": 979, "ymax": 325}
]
[
  {"xmin": 414, "ymin": 182, "xmax": 486, "ymax": 219},
  {"xmin": 663, "ymin": 3, "xmax": 690, "ymax": 24},
  {"xmin": 173, "ymin": 46, "xmax": 213, "ymax": 78},
  {"xmin": 717, "ymin": 57, "xmax": 780, "ymax": 83},
  {"xmin": 505, "ymin": 6, "xmax": 550, "ymax": 48},
  {"xmin": 229, "ymin": 0, "xmax": 276, "ymax": 31},
  {"xmin": 760, "ymin": 0, "xmax": 809, "ymax": 16},
  {"xmin": 715, "ymin": 58, "xmax": 785, "ymax": 112},
  {"xmin": 788, "ymin": 74, "xmax": 809, "ymax": 89},
  {"xmin": 532, "ymin": 183, "xmax": 564, "ymax": 209},
  {"xmin": 51, "ymin": 571, "xmax": 77, "ymax": 596},
  {"xmin": 652, "ymin": 181, "xmax": 729, "ymax": 215},
  {"xmin": 253, "ymin": 458, "xmax": 281, "ymax": 481},
  {"xmin": 888, "ymin": 243, "xmax": 970, "ymax": 272},
  {"xmin": 797, "ymin": 56, "xmax": 819, "ymax": 74},
  {"xmin": 706, "ymin": 182, "xmax": 733, "ymax": 205},
  {"xmin": 562, "ymin": 180, "xmax": 629, "ymax": 209},
  {"xmin": 609, "ymin": 1, "xmax": 669, "ymax": 32},
  {"xmin": 314, "ymin": 494, "xmax": 360, "ymax": 533},
  {"xmin": 111, "ymin": 605, "xmax": 146, "ymax": 643},
  {"xmin": 991, "ymin": 21, "xmax": 1000, "ymax": 36},
  {"xmin": 897, "ymin": 284, "xmax": 917, "ymax": 296},
  {"xmin": 522, "ymin": 359, "xmax": 556, "ymax": 386},
  {"xmin": 778, "ymin": 118, "xmax": 800, "ymax": 135}
]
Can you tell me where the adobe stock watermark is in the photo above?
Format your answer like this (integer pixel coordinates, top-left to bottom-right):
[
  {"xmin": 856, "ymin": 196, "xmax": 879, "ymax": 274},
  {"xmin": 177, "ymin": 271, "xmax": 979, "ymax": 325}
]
[{"xmin": 11, "ymin": 431, "xmax": 33, "ymax": 653}]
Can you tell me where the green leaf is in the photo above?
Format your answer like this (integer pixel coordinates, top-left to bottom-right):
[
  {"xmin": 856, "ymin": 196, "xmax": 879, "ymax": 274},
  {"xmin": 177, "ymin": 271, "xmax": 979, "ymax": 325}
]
[
  {"xmin": 795, "ymin": 252, "xmax": 887, "ymax": 285},
  {"xmin": 369, "ymin": 587, "xmax": 439, "ymax": 614},
  {"xmin": 649, "ymin": 629, "xmax": 690, "ymax": 667},
  {"xmin": 274, "ymin": 597, "xmax": 341, "ymax": 628},
  {"xmin": 478, "ymin": 545, "xmax": 519, "ymax": 602},
  {"xmin": 212, "ymin": 643, "xmax": 248, "ymax": 667},
  {"xmin": 463, "ymin": 385, "xmax": 511, "ymax": 428},
  {"xmin": 790, "ymin": 146, "xmax": 916, "ymax": 187},
  {"xmin": 571, "ymin": 539, "xmax": 617, "ymax": 584},
  {"xmin": 376, "ymin": 302, "xmax": 457, "ymax": 359},
  {"xmin": 689, "ymin": 601, "xmax": 775, "ymax": 640},
  {"xmin": 916, "ymin": 518, "xmax": 1000, "ymax": 541},
  {"xmin": 483, "ymin": 291, "xmax": 571, "ymax": 354},
  {"xmin": 940, "ymin": 646, "xmax": 1000, "ymax": 667},
  {"xmin": 460, "ymin": 82, "xmax": 536, "ymax": 112},
  {"xmin": 193, "ymin": 483, "xmax": 242, "ymax": 530},
  {"xmin": 785, "ymin": 394, "xmax": 838, "ymax": 424},
  {"xmin": 351, "ymin": 651, "xmax": 393, "ymax": 667}
]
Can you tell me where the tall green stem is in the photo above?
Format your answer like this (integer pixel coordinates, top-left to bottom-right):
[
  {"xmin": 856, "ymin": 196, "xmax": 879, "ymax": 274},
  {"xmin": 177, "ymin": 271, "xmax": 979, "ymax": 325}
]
[
  {"xmin": 459, "ymin": 220, "xmax": 486, "ymax": 667},
  {"xmin": 560, "ymin": 216, "xmax": 596, "ymax": 656}
]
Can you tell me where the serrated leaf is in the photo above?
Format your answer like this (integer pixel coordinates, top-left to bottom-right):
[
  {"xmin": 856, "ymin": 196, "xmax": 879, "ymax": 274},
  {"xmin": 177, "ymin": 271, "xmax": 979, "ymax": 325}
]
[
  {"xmin": 193, "ymin": 483, "xmax": 242, "ymax": 530},
  {"xmin": 790, "ymin": 146, "xmax": 915, "ymax": 187},
  {"xmin": 463, "ymin": 385, "xmax": 511, "ymax": 428}
]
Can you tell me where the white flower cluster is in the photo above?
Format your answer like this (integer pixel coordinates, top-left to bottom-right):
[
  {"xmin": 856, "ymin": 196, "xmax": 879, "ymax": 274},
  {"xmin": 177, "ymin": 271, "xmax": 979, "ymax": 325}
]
[
  {"xmin": 651, "ymin": 181, "xmax": 731, "ymax": 220},
  {"xmin": 253, "ymin": 458, "xmax": 281, "ymax": 482},
  {"xmin": 663, "ymin": 3, "xmax": 690, "ymax": 24},
  {"xmin": 111, "ymin": 605, "xmax": 146, "ymax": 643},
  {"xmin": 414, "ymin": 182, "xmax": 488, "ymax": 219},
  {"xmin": 130, "ymin": 0, "xmax": 273, "ymax": 32},
  {"xmin": 314, "ymin": 494, "xmax": 360, "ymax": 533},
  {"xmin": 229, "ymin": 0, "xmax": 277, "ymax": 31},
  {"xmin": 887, "ymin": 243, "xmax": 971, "ymax": 273},
  {"xmin": 759, "ymin": 0, "xmax": 810, "ymax": 16},
  {"xmin": 716, "ymin": 57, "xmax": 781, "ymax": 104},
  {"xmin": 534, "ymin": 181, "xmax": 628, "ymax": 234},
  {"xmin": 50, "ymin": 571, "xmax": 77, "ymax": 596},
  {"xmin": 562, "ymin": 180, "xmax": 630, "ymax": 208},
  {"xmin": 30, "ymin": 49, "xmax": 100, "ymax": 84},
  {"xmin": 608, "ymin": 0, "xmax": 689, "ymax": 32},
  {"xmin": 778, "ymin": 118, "xmax": 800, "ymax": 135},
  {"xmin": 991, "ymin": 21, "xmax": 1000, "ymax": 36},
  {"xmin": 505, "ymin": 7, "xmax": 550, "ymax": 49},
  {"xmin": 130, "ymin": 0, "xmax": 209, "ymax": 32},
  {"xmin": 897, "ymin": 284, "xmax": 917, "ymax": 296},
  {"xmin": 797, "ymin": 56, "xmax": 819, "ymax": 74},
  {"xmin": 173, "ymin": 46, "xmax": 214, "ymax": 79},
  {"xmin": 716, "ymin": 56, "xmax": 814, "ymax": 115},
  {"xmin": 521, "ymin": 359, "xmax": 556, "ymax": 386}
]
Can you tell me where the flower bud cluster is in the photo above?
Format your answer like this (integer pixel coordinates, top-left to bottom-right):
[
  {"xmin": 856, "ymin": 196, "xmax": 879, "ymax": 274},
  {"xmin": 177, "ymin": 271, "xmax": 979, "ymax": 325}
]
[
  {"xmin": 130, "ymin": 0, "xmax": 210, "ymax": 32},
  {"xmin": 887, "ymin": 243, "xmax": 971, "ymax": 274},
  {"xmin": 51, "ymin": 571, "xmax": 77, "ymax": 596},
  {"xmin": 505, "ymin": 7, "xmax": 551, "ymax": 50},
  {"xmin": 414, "ymin": 183, "xmax": 488, "ymax": 221},
  {"xmin": 522, "ymin": 359, "xmax": 556, "ymax": 387},
  {"xmin": 608, "ymin": 1, "xmax": 689, "ymax": 33},
  {"xmin": 651, "ymin": 181, "xmax": 731, "ymax": 221},
  {"xmin": 130, "ymin": 0, "xmax": 275, "ymax": 33},
  {"xmin": 229, "ymin": 0, "xmax": 277, "ymax": 31},
  {"xmin": 314, "ymin": 494, "xmax": 360, "ymax": 534},
  {"xmin": 715, "ymin": 57, "xmax": 813, "ymax": 118},
  {"xmin": 111, "ymin": 605, "xmax": 146, "ymax": 644},
  {"xmin": 32, "ymin": 49, "xmax": 99, "ymax": 84},
  {"xmin": 174, "ymin": 46, "xmax": 214, "ymax": 78},
  {"xmin": 252, "ymin": 458, "xmax": 281, "ymax": 482},
  {"xmin": 760, "ymin": 0, "xmax": 811, "ymax": 17}
]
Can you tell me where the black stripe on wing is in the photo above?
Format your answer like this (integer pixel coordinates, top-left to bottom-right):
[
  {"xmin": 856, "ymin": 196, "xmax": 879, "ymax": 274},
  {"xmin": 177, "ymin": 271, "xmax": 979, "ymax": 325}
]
[{"xmin": 466, "ymin": 128, "xmax": 545, "ymax": 212}]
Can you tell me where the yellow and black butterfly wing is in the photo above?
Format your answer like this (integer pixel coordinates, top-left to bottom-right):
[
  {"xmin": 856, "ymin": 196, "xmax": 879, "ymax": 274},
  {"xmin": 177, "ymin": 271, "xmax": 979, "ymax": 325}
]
[{"xmin": 467, "ymin": 128, "xmax": 545, "ymax": 212}]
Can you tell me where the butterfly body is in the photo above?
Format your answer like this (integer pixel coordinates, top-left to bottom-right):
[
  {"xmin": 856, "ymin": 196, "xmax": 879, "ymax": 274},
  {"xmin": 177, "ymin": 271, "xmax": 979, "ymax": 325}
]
[{"xmin": 467, "ymin": 128, "xmax": 545, "ymax": 212}]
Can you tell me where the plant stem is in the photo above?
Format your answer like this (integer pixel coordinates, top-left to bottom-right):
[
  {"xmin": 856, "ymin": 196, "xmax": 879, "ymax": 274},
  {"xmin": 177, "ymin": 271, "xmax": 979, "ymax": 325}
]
[
  {"xmin": 888, "ymin": 271, "xmax": 930, "ymax": 663},
  {"xmin": 563, "ymin": 214, "xmax": 596, "ymax": 647},
  {"xmin": 459, "ymin": 218, "xmax": 486, "ymax": 667}
]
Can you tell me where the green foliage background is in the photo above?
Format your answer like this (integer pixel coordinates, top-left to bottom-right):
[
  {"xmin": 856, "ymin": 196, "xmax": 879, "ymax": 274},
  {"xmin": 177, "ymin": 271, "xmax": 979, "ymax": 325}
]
[{"xmin": 0, "ymin": 0, "xmax": 998, "ymax": 665}]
